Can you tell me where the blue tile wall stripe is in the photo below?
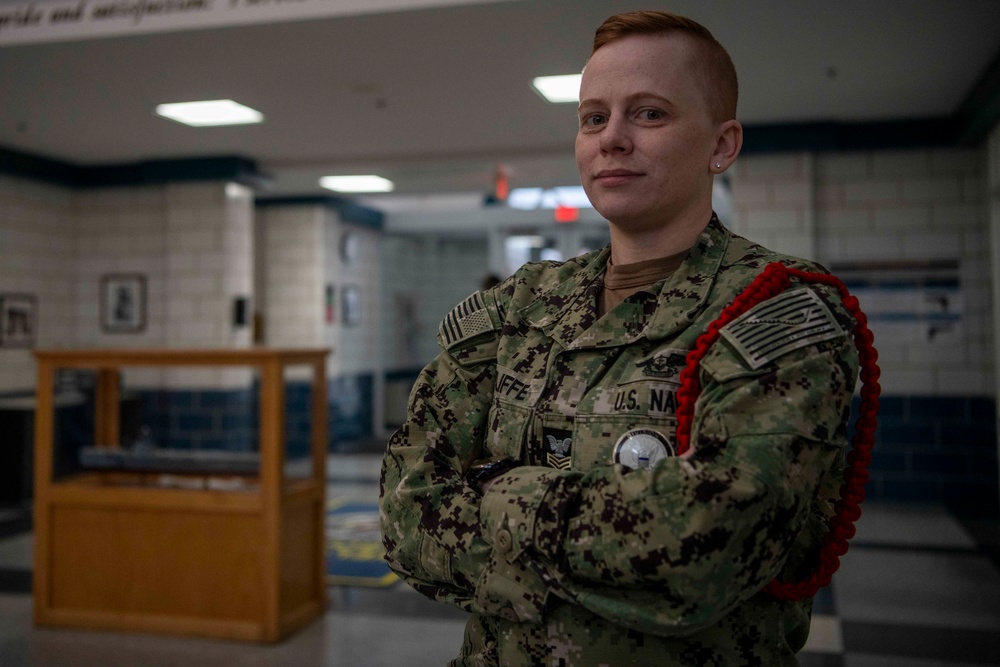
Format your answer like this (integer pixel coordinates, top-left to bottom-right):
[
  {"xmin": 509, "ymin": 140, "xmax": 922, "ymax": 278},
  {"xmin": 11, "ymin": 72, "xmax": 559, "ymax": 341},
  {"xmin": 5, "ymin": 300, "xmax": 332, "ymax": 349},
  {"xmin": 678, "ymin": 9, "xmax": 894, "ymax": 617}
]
[
  {"xmin": 41, "ymin": 386, "xmax": 999, "ymax": 516},
  {"xmin": 328, "ymin": 374, "xmax": 374, "ymax": 448},
  {"xmin": 852, "ymin": 394, "xmax": 998, "ymax": 517}
]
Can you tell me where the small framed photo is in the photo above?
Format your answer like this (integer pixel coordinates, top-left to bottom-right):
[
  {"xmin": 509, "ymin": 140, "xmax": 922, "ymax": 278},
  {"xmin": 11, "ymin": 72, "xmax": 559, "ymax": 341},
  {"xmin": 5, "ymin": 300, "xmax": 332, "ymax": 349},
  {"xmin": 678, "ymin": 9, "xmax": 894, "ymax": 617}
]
[
  {"xmin": 342, "ymin": 285, "xmax": 361, "ymax": 327},
  {"xmin": 0, "ymin": 293, "xmax": 38, "ymax": 347},
  {"xmin": 100, "ymin": 273, "xmax": 147, "ymax": 334}
]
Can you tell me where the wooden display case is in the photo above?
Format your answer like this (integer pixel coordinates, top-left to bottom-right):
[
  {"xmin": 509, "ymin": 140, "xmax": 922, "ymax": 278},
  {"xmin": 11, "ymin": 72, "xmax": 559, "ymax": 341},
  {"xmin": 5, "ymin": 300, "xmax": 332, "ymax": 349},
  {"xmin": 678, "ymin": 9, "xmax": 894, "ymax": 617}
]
[{"xmin": 32, "ymin": 348, "xmax": 331, "ymax": 642}]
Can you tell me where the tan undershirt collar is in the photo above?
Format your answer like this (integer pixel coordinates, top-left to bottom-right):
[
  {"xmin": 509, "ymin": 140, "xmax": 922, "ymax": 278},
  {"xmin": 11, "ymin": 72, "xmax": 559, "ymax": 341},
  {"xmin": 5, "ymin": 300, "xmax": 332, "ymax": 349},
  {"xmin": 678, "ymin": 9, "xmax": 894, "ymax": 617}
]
[{"xmin": 598, "ymin": 249, "xmax": 688, "ymax": 317}]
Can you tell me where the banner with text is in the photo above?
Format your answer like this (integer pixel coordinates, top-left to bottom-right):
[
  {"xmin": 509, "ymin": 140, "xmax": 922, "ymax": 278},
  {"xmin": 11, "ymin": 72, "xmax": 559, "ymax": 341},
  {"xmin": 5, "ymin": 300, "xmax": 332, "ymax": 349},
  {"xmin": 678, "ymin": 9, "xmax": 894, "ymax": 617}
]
[{"xmin": 0, "ymin": 0, "xmax": 505, "ymax": 46}]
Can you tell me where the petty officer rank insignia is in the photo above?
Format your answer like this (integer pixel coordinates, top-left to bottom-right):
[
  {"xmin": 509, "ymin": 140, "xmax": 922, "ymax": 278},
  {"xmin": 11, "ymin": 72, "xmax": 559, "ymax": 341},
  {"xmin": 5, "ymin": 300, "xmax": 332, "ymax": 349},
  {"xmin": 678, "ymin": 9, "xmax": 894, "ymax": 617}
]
[
  {"xmin": 542, "ymin": 427, "xmax": 573, "ymax": 470},
  {"xmin": 439, "ymin": 291, "xmax": 499, "ymax": 349},
  {"xmin": 720, "ymin": 287, "xmax": 844, "ymax": 369}
]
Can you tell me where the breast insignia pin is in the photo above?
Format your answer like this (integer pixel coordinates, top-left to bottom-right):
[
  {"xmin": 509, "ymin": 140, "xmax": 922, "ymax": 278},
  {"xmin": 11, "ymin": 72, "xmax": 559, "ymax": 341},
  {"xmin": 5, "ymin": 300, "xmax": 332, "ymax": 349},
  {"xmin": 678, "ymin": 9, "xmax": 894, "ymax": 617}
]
[{"xmin": 612, "ymin": 428, "xmax": 673, "ymax": 470}]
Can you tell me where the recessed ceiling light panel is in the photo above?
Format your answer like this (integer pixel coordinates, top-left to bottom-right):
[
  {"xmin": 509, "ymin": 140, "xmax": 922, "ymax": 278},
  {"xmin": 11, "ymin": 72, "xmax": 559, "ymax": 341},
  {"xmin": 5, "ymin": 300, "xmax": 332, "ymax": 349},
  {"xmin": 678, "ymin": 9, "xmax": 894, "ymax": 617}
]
[
  {"xmin": 155, "ymin": 99, "xmax": 264, "ymax": 127},
  {"xmin": 531, "ymin": 74, "xmax": 582, "ymax": 103},
  {"xmin": 320, "ymin": 175, "xmax": 395, "ymax": 193}
]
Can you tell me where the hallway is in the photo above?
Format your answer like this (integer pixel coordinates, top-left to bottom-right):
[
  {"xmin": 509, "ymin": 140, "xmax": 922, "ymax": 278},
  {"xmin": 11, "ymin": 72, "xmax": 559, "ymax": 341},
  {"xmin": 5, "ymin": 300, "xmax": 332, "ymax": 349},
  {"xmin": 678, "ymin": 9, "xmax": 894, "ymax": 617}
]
[{"xmin": 2, "ymin": 454, "xmax": 999, "ymax": 666}]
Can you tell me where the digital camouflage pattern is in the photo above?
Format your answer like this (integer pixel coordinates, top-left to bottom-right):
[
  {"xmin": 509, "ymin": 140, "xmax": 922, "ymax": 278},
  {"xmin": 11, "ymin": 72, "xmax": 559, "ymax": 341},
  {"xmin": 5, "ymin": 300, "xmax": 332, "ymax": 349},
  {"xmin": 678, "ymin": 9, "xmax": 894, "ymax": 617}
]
[{"xmin": 380, "ymin": 216, "xmax": 859, "ymax": 666}]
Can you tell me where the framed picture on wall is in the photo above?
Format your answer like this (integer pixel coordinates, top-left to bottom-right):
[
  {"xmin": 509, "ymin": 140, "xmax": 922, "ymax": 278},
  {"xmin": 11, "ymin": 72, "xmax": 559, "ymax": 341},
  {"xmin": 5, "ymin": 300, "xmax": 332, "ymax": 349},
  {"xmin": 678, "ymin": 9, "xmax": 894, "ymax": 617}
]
[
  {"xmin": 0, "ymin": 293, "xmax": 38, "ymax": 348},
  {"xmin": 342, "ymin": 285, "xmax": 361, "ymax": 327},
  {"xmin": 100, "ymin": 273, "xmax": 147, "ymax": 334}
]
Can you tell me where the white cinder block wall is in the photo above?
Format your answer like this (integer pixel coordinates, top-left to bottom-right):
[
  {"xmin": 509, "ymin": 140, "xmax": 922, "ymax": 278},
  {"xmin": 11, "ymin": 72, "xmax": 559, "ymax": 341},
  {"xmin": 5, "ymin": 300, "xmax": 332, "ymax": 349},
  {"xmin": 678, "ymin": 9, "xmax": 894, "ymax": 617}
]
[
  {"xmin": 727, "ymin": 153, "xmax": 817, "ymax": 261},
  {"xmin": 73, "ymin": 181, "xmax": 254, "ymax": 354},
  {"xmin": 728, "ymin": 148, "xmax": 991, "ymax": 397},
  {"xmin": 733, "ymin": 147, "xmax": 996, "ymax": 511},
  {"xmin": 0, "ymin": 177, "xmax": 253, "ymax": 393},
  {"xmin": 381, "ymin": 234, "xmax": 490, "ymax": 371},
  {"xmin": 0, "ymin": 176, "xmax": 75, "ymax": 393},
  {"xmin": 324, "ymin": 214, "xmax": 383, "ymax": 379},
  {"xmin": 255, "ymin": 204, "xmax": 383, "ymax": 374},
  {"xmin": 255, "ymin": 202, "xmax": 384, "ymax": 444},
  {"xmin": 73, "ymin": 186, "xmax": 167, "ymax": 350},
  {"xmin": 817, "ymin": 148, "xmax": 989, "ymax": 396},
  {"xmin": 257, "ymin": 205, "xmax": 325, "ymax": 349},
  {"xmin": 73, "ymin": 181, "xmax": 254, "ymax": 390}
]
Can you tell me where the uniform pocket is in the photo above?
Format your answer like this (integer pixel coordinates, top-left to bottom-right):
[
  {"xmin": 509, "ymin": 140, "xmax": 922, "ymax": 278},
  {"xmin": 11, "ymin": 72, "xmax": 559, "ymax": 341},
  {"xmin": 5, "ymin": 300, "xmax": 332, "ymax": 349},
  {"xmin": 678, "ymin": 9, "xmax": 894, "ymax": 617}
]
[
  {"xmin": 571, "ymin": 414, "xmax": 677, "ymax": 472},
  {"xmin": 485, "ymin": 398, "xmax": 529, "ymax": 460}
]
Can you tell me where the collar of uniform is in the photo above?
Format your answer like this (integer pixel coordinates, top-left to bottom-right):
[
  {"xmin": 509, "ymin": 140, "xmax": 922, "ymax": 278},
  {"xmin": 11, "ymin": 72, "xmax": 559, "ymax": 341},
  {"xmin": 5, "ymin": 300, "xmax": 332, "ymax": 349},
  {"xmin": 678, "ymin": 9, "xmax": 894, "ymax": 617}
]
[
  {"xmin": 641, "ymin": 215, "xmax": 730, "ymax": 341},
  {"xmin": 513, "ymin": 214, "xmax": 728, "ymax": 349},
  {"xmin": 514, "ymin": 245, "xmax": 610, "ymax": 340},
  {"xmin": 558, "ymin": 215, "xmax": 729, "ymax": 349}
]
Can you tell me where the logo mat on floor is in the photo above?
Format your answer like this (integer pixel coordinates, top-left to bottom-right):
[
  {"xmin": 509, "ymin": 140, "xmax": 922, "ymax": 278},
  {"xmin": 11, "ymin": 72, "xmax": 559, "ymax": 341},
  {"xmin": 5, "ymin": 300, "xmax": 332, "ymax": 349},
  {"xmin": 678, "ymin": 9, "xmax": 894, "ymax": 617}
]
[{"xmin": 326, "ymin": 498, "xmax": 397, "ymax": 587}]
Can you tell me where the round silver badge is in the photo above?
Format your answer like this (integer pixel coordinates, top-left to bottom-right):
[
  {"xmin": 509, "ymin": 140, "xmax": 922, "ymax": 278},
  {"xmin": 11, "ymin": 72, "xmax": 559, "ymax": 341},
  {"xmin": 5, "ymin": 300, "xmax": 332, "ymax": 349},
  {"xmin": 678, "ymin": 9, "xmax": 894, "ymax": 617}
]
[{"xmin": 613, "ymin": 428, "xmax": 674, "ymax": 470}]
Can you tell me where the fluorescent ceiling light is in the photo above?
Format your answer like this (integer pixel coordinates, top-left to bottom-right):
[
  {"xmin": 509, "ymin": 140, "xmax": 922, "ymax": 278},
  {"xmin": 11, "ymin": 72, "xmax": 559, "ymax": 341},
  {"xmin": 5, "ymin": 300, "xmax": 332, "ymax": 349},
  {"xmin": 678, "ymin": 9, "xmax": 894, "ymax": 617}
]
[
  {"xmin": 320, "ymin": 175, "xmax": 395, "ymax": 193},
  {"xmin": 531, "ymin": 74, "xmax": 582, "ymax": 103},
  {"xmin": 155, "ymin": 99, "xmax": 263, "ymax": 127},
  {"xmin": 508, "ymin": 186, "xmax": 593, "ymax": 210}
]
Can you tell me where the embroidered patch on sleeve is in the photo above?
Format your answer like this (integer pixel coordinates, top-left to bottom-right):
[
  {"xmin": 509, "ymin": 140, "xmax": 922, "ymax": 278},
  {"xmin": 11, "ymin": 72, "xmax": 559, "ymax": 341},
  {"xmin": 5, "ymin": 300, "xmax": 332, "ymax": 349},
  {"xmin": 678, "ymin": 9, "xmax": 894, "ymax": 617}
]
[
  {"xmin": 719, "ymin": 287, "xmax": 845, "ymax": 369},
  {"xmin": 439, "ymin": 291, "xmax": 497, "ymax": 349}
]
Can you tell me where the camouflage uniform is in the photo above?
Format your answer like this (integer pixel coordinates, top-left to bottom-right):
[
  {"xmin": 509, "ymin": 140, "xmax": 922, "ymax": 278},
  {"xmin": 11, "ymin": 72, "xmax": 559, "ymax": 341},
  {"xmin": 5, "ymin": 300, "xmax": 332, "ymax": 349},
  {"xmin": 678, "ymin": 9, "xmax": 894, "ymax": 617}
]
[{"xmin": 380, "ymin": 216, "xmax": 858, "ymax": 666}]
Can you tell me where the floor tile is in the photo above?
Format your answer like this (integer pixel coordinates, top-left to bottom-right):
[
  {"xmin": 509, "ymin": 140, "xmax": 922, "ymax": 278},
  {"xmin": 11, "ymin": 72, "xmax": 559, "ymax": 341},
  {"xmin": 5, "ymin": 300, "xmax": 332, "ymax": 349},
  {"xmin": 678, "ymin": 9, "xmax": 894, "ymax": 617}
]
[
  {"xmin": 843, "ymin": 620, "xmax": 1000, "ymax": 662},
  {"xmin": 2, "ymin": 460, "xmax": 997, "ymax": 667},
  {"xmin": 833, "ymin": 548, "xmax": 1000, "ymax": 629},
  {"xmin": 851, "ymin": 502, "xmax": 977, "ymax": 550},
  {"xmin": 0, "ymin": 592, "xmax": 468, "ymax": 667},
  {"xmin": 0, "ymin": 533, "xmax": 32, "ymax": 570},
  {"xmin": 799, "ymin": 654, "xmax": 845, "ymax": 667},
  {"xmin": 842, "ymin": 617, "xmax": 1000, "ymax": 664},
  {"xmin": 845, "ymin": 656, "xmax": 996, "ymax": 667},
  {"xmin": 803, "ymin": 614, "xmax": 843, "ymax": 654}
]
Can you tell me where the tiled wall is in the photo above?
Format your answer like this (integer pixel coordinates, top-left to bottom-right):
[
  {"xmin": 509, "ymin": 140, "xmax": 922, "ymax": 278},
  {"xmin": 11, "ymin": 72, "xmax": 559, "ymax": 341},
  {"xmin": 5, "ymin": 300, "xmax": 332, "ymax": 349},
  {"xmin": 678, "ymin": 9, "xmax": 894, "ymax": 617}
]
[
  {"xmin": 860, "ymin": 395, "xmax": 997, "ymax": 516},
  {"xmin": 324, "ymin": 212, "xmax": 383, "ymax": 380},
  {"xmin": 71, "ymin": 181, "xmax": 256, "ymax": 449},
  {"xmin": 729, "ymin": 148, "xmax": 991, "ymax": 395},
  {"xmin": 2, "ymin": 140, "xmax": 998, "ymax": 510},
  {"xmin": 72, "ymin": 181, "xmax": 254, "ymax": 355},
  {"xmin": 816, "ymin": 148, "xmax": 989, "ymax": 396},
  {"xmin": 381, "ymin": 234, "xmax": 490, "ymax": 371},
  {"xmin": 0, "ymin": 177, "xmax": 257, "ymax": 456},
  {"xmin": 255, "ymin": 202, "xmax": 383, "ymax": 445},
  {"xmin": 0, "ymin": 177, "xmax": 254, "ymax": 389},
  {"xmin": 379, "ymin": 234, "xmax": 489, "ymax": 430},
  {"xmin": 727, "ymin": 153, "xmax": 817, "ymax": 260},
  {"xmin": 0, "ymin": 176, "xmax": 75, "ymax": 393},
  {"xmin": 256, "ymin": 205, "xmax": 324, "ymax": 347},
  {"xmin": 133, "ymin": 387, "xmax": 256, "ymax": 451},
  {"xmin": 732, "ymin": 147, "xmax": 997, "ymax": 514}
]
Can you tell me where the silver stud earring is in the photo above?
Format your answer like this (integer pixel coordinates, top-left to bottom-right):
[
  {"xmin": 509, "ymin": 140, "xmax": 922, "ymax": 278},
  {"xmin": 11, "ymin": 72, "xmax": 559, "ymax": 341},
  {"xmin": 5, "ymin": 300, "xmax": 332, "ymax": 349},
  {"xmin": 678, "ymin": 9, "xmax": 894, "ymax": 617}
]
[{"xmin": 716, "ymin": 163, "xmax": 721, "ymax": 169}]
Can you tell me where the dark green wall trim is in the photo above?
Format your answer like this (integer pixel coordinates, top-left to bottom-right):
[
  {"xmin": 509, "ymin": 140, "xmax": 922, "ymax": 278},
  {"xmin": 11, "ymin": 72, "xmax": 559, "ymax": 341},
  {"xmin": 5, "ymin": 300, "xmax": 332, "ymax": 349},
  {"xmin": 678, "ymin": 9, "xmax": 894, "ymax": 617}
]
[
  {"xmin": 78, "ymin": 156, "xmax": 265, "ymax": 188},
  {"xmin": 742, "ymin": 118, "xmax": 961, "ymax": 154},
  {"xmin": 255, "ymin": 195, "xmax": 384, "ymax": 229},
  {"xmin": 0, "ymin": 144, "xmax": 81, "ymax": 186},
  {"xmin": 955, "ymin": 47, "xmax": 1000, "ymax": 144},
  {"xmin": 0, "ymin": 145, "xmax": 265, "ymax": 189},
  {"xmin": 385, "ymin": 368, "xmax": 422, "ymax": 382}
]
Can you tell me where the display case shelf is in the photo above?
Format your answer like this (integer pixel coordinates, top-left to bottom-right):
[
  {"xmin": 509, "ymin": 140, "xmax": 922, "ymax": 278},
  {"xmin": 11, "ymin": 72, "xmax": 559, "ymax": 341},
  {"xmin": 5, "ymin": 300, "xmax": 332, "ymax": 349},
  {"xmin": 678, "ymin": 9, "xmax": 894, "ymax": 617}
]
[{"xmin": 32, "ymin": 348, "xmax": 331, "ymax": 642}]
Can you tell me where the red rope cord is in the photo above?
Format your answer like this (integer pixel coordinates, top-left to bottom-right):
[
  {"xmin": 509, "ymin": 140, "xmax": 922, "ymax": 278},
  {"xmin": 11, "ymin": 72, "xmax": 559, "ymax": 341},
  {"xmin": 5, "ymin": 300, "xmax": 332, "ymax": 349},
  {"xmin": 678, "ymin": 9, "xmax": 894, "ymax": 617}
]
[{"xmin": 674, "ymin": 262, "xmax": 881, "ymax": 601}]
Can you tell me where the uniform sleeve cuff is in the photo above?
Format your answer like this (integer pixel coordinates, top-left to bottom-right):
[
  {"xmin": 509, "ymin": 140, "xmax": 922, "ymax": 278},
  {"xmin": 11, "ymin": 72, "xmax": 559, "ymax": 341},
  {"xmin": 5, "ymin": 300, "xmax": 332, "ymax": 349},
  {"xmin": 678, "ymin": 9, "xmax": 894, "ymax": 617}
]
[
  {"xmin": 479, "ymin": 466, "xmax": 576, "ymax": 564},
  {"xmin": 474, "ymin": 549, "xmax": 550, "ymax": 624}
]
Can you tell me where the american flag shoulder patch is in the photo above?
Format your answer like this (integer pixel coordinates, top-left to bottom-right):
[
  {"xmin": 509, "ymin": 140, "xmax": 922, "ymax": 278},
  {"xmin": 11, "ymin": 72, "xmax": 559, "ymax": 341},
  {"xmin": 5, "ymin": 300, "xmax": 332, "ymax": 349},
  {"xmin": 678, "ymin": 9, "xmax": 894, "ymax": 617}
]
[
  {"xmin": 438, "ymin": 291, "xmax": 499, "ymax": 350},
  {"xmin": 719, "ymin": 287, "xmax": 845, "ymax": 369}
]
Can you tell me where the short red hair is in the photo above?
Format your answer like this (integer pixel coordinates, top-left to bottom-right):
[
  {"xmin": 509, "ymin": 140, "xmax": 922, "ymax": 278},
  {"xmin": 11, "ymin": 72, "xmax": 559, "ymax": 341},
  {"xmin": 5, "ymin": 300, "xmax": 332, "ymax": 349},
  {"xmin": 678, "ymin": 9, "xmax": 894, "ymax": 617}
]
[{"xmin": 591, "ymin": 10, "xmax": 738, "ymax": 123}]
